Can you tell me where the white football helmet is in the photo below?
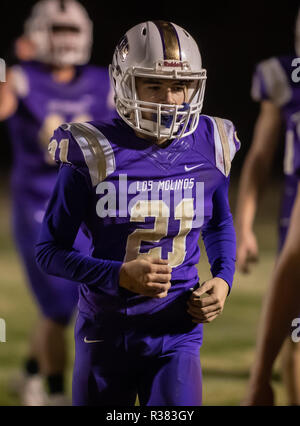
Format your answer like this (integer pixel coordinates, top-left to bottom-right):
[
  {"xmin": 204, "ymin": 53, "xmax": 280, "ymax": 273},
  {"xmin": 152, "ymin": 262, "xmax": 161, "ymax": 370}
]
[
  {"xmin": 24, "ymin": 0, "xmax": 93, "ymax": 67},
  {"xmin": 109, "ymin": 21, "xmax": 207, "ymax": 140}
]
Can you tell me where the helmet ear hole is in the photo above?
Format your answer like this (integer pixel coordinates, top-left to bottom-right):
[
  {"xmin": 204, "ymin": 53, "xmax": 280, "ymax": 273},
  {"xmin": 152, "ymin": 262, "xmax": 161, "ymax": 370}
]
[{"xmin": 142, "ymin": 27, "xmax": 147, "ymax": 36}]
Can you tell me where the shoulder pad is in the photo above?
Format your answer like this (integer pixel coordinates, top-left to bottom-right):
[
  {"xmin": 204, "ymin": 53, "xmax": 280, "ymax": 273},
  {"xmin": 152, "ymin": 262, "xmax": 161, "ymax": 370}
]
[
  {"xmin": 199, "ymin": 116, "xmax": 240, "ymax": 176},
  {"xmin": 9, "ymin": 65, "xmax": 30, "ymax": 98},
  {"xmin": 49, "ymin": 122, "xmax": 116, "ymax": 187},
  {"xmin": 251, "ymin": 57, "xmax": 292, "ymax": 106}
]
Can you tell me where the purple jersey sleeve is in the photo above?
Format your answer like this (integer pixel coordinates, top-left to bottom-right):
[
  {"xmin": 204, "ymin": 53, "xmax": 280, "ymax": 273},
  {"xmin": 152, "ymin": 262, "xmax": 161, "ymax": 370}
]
[
  {"xmin": 35, "ymin": 163, "xmax": 122, "ymax": 296},
  {"xmin": 194, "ymin": 115, "xmax": 239, "ymax": 291},
  {"xmin": 201, "ymin": 177, "xmax": 236, "ymax": 292},
  {"xmin": 36, "ymin": 126, "xmax": 122, "ymax": 296},
  {"xmin": 251, "ymin": 57, "xmax": 292, "ymax": 106}
]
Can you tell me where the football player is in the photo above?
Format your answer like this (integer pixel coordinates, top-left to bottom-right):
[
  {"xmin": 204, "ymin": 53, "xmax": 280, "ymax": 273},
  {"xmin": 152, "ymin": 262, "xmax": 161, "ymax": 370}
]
[
  {"xmin": 0, "ymin": 0, "xmax": 115, "ymax": 405},
  {"xmin": 36, "ymin": 20, "xmax": 240, "ymax": 406},
  {"xmin": 235, "ymin": 8, "xmax": 300, "ymax": 404},
  {"xmin": 244, "ymin": 117, "xmax": 300, "ymax": 405}
]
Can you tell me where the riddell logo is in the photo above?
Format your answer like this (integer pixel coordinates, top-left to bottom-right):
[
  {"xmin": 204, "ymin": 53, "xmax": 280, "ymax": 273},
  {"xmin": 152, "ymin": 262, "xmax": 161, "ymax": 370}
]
[{"xmin": 163, "ymin": 60, "xmax": 182, "ymax": 68}]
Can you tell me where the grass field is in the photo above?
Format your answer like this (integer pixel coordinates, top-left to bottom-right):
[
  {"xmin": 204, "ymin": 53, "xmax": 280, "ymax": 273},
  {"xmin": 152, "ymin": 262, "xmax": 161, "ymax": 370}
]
[{"xmin": 0, "ymin": 176, "xmax": 288, "ymax": 406}]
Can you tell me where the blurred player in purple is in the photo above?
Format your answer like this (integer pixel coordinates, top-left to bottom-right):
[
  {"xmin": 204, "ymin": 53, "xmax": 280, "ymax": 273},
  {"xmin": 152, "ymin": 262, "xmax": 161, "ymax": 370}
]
[
  {"xmin": 36, "ymin": 20, "xmax": 240, "ymax": 406},
  {"xmin": 235, "ymin": 8, "xmax": 300, "ymax": 405},
  {"xmin": 244, "ymin": 117, "xmax": 300, "ymax": 405},
  {"xmin": 0, "ymin": 0, "xmax": 115, "ymax": 405}
]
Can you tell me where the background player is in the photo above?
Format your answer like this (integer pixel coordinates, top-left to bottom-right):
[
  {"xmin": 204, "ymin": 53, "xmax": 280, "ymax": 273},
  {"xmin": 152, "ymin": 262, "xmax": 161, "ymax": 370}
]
[
  {"xmin": 0, "ymin": 0, "xmax": 115, "ymax": 405},
  {"xmin": 243, "ymin": 116, "xmax": 300, "ymax": 405},
  {"xmin": 235, "ymin": 8, "xmax": 300, "ymax": 405},
  {"xmin": 36, "ymin": 20, "xmax": 240, "ymax": 405}
]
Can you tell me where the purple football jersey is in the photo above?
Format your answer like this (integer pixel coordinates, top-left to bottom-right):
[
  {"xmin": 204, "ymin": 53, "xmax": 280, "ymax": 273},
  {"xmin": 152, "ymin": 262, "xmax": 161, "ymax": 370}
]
[
  {"xmin": 40, "ymin": 115, "xmax": 240, "ymax": 319},
  {"xmin": 251, "ymin": 55, "xmax": 300, "ymax": 176},
  {"xmin": 7, "ymin": 60, "xmax": 115, "ymax": 198}
]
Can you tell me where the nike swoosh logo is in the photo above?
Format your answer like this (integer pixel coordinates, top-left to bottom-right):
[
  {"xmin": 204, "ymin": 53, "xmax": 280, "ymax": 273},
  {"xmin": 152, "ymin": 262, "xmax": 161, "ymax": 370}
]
[
  {"xmin": 84, "ymin": 336, "xmax": 104, "ymax": 344},
  {"xmin": 184, "ymin": 164, "xmax": 204, "ymax": 171}
]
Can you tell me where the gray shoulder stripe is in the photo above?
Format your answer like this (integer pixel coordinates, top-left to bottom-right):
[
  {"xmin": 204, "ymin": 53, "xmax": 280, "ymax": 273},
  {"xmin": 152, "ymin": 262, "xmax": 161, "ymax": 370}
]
[
  {"xmin": 69, "ymin": 123, "xmax": 116, "ymax": 186},
  {"xmin": 259, "ymin": 58, "xmax": 292, "ymax": 106},
  {"xmin": 284, "ymin": 130, "xmax": 295, "ymax": 175},
  {"xmin": 81, "ymin": 122, "xmax": 116, "ymax": 176},
  {"xmin": 213, "ymin": 117, "xmax": 231, "ymax": 177}
]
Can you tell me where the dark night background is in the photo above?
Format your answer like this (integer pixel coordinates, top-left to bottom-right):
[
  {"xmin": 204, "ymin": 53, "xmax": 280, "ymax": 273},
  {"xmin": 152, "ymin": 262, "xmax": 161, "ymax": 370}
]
[{"xmin": 1, "ymin": 0, "xmax": 300, "ymax": 181}]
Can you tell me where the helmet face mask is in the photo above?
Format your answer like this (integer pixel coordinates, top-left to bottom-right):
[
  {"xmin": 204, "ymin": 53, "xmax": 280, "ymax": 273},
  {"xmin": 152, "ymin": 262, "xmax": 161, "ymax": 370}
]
[
  {"xmin": 24, "ymin": 0, "xmax": 93, "ymax": 67},
  {"xmin": 48, "ymin": 24, "xmax": 86, "ymax": 67},
  {"xmin": 110, "ymin": 21, "xmax": 207, "ymax": 140}
]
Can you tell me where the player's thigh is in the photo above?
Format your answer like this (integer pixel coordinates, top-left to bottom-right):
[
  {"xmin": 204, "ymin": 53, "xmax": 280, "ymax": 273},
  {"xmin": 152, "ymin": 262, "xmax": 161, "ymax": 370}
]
[
  {"xmin": 72, "ymin": 313, "xmax": 137, "ymax": 406},
  {"xmin": 138, "ymin": 350, "xmax": 202, "ymax": 406}
]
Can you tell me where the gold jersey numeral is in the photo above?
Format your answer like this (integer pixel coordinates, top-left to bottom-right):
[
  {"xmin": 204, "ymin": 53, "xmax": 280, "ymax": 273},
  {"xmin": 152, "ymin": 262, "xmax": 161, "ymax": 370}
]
[
  {"xmin": 58, "ymin": 138, "xmax": 69, "ymax": 163},
  {"xmin": 124, "ymin": 198, "xmax": 195, "ymax": 268},
  {"xmin": 48, "ymin": 139, "xmax": 58, "ymax": 162},
  {"xmin": 47, "ymin": 138, "xmax": 69, "ymax": 163},
  {"xmin": 41, "ymin": 113, "xmax": 92, "ymax": 164}
]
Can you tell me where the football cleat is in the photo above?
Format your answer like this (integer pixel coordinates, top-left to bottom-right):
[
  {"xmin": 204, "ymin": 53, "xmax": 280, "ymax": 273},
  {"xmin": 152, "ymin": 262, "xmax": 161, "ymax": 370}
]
[
  {"xmin": 18, "ymin": 374, "xmax": 47, "ymax": 406},
  {"xmin": 46, "ymin": 393, "xmax": 72, "ymax": 406}
]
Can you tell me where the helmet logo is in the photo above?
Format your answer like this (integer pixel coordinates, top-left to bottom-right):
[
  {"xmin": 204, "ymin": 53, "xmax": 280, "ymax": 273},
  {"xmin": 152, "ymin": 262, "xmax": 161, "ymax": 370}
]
[
  {"xmin": 163, "ymin": 60, "xmax": 183, "ymax": 68},
  {"xmin": 117, "ymin": 35, "xmax": 129, "ymax": 62}
]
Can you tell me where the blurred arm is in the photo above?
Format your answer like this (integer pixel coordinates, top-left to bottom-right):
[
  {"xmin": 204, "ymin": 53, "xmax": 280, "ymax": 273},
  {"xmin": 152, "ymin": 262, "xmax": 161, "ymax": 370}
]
[
  {"xmin": 0, "ymin": 69, "xmax": 18, "ymax": 121},
  {"xmin": 244, "ymin": 182, "xmax": 300, "ymax": 404},
  {"xmin": 235, "ymin": 101, "xmax": 282, "ymax": 272}
]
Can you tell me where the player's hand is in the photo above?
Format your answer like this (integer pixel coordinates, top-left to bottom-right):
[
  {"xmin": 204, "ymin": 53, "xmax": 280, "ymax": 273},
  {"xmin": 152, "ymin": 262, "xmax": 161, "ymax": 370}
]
[
  {"xmin": 119, "ymin": 256, "xmax": 172, "ymax": 298},
  {"xmin": 187, "ymin": 278, "xmax": 229, "ymax": 323},
  {"xmin": 14, "ymin": 36, "xmax": 36, "ymax": 62},
  {"xmin": 242, "ymin": 379, "xmax": 274, "ymax": 406},
  {"xmin": 236, "ymin": 230, "xmax": 259, "ymax": 273}
]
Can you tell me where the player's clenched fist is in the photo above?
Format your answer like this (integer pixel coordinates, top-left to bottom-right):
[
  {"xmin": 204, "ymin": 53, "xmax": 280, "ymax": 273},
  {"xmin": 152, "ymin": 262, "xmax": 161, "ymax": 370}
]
[
  {"xmin": 119, "ymin": 257, "xmax": 172, "ymax": 298},
  {"xmin": 187, "ymin": 277, "xmax": 229, "ymax": 323}
]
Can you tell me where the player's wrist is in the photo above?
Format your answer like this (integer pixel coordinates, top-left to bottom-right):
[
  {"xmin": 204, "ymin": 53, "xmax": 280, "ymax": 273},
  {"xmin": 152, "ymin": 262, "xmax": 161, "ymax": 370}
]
[
  {"xmin": 213, "ymin": 277, "xmax": 231, "ymax": 297},
  {"xmin": 236, "ymin": 226, "xmax": 253, "ymax": 242},
  {"xmin": 119, "ymin": 263, "xmax": 129, "ymax": 289}
]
